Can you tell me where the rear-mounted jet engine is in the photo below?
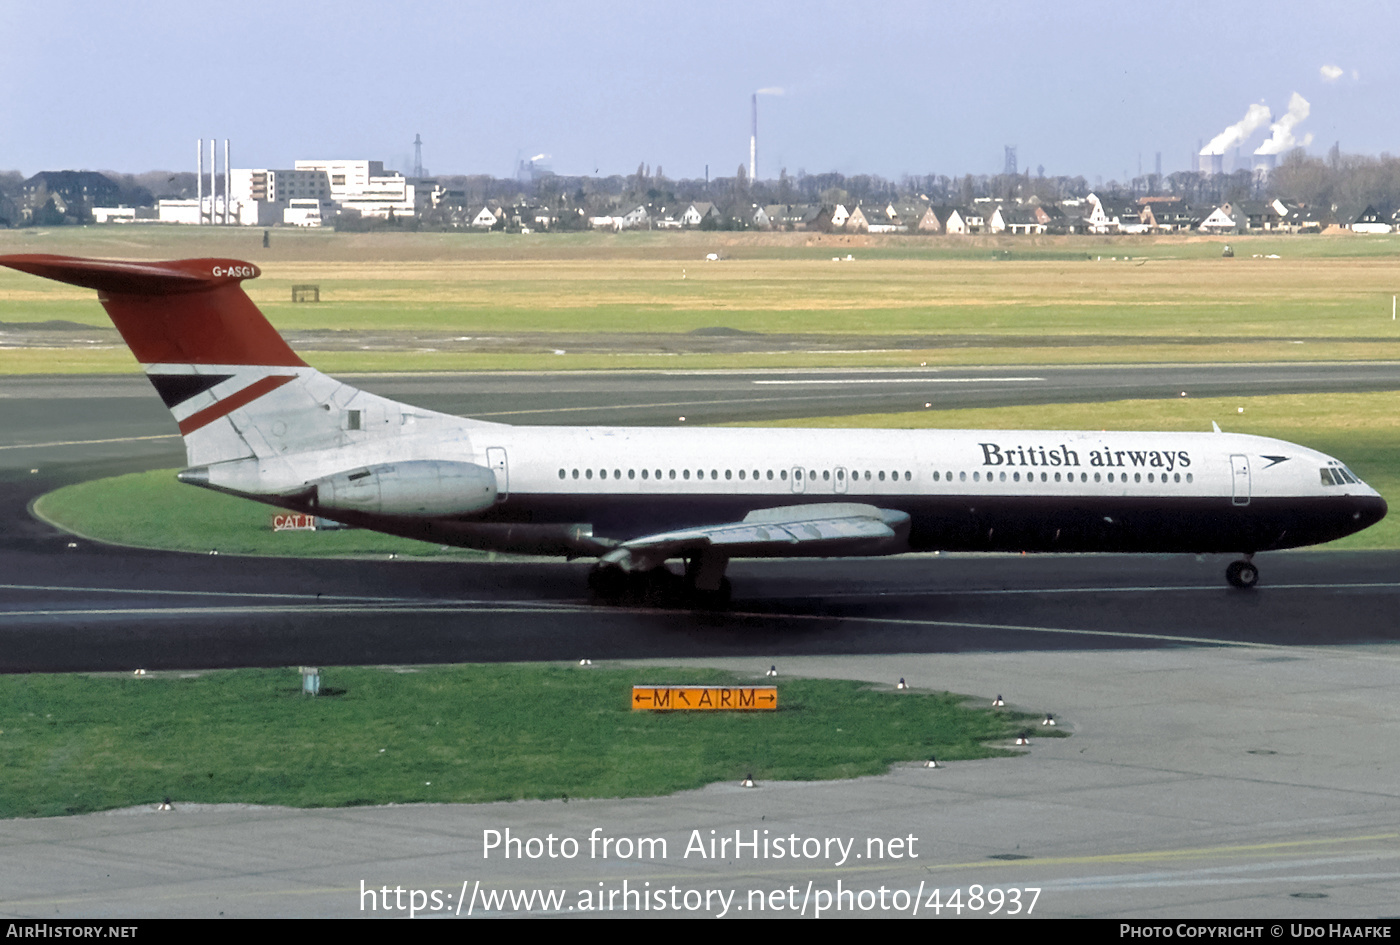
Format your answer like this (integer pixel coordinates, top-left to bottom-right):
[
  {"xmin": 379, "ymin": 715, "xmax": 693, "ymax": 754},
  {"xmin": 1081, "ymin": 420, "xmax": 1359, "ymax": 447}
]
[{"xmin": 312, "ymin": 460, "xmax": 497, "ymax": 517}]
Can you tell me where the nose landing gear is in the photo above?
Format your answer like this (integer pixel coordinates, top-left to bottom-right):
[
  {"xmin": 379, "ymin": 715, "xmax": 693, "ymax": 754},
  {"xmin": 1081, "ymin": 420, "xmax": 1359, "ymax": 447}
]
[{"xmin": 1225, "ymin": 557, "xmax": 1259, "ymax": 589}]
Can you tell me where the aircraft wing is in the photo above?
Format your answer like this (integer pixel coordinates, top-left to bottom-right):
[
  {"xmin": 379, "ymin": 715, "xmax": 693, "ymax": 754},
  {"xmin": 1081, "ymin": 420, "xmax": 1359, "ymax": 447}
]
[{"xmin": 598, "ymin": 502, "xmax": 911, "ymax": 573}]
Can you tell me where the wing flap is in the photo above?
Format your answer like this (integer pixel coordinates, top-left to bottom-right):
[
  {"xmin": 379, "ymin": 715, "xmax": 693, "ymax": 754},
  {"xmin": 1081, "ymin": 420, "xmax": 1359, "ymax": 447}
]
[{"xmin": 601, "ymin": 502, "xmax": 911, "ymax": 571}]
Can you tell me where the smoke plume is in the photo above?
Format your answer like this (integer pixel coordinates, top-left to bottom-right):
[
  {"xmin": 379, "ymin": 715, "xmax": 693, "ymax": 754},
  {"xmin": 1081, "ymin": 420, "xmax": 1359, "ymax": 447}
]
[
  {"xmin": 1255, "ymin": 92, "xmax": 1313, "ymax": 155},
  {"xmin": 1199, "ymin": 102, "xmax": 1272, "ymax": 155}
]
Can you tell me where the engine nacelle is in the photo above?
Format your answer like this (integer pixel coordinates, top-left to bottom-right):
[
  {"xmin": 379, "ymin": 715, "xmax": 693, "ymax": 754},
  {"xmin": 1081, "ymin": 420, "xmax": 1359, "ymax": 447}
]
[{"xmin": 314, "ymin": 460, "xmax": 497, "ymax": 517}]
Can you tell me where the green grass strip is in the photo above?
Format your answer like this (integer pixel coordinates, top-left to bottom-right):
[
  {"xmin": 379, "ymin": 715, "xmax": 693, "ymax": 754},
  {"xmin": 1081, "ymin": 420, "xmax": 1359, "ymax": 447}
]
[
  {"xmin": 0, "ymin": 665, "xmax": 1050, "ymax": 818},
  {"xmin": 7, "ymin": 342, "xmax": 1400, "ymax": 375}
]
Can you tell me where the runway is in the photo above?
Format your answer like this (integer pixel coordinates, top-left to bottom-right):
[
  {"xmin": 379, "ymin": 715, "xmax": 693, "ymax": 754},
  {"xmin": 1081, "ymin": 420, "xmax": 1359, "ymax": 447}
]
[{"xmin": 1, "ymin": 363, "xmax": 1397, "ymax": 918}]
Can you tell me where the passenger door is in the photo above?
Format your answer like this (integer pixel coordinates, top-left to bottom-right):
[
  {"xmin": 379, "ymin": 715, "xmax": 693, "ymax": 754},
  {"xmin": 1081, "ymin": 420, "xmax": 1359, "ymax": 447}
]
[{"xmin": 1230, "ymin": 454, "xmax": 1250, "ymax": 506}]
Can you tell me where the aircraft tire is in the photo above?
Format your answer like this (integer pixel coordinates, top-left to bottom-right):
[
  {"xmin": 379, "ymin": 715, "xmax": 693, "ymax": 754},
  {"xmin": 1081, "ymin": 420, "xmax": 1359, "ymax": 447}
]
[
  {"xmin": 586, "ymin": 564, "xmax": 629, "ymax": 601},
  {"xmin": 687, "ymin": 577, "xmax": 733, "ymax": 611},
  {"xmin": 637, "ymin": 567, "xmax": 683, "ymax": 605},
  {"xmin": 1225, "ymin": 560, "xmax": 1259, "ymax": 589}
]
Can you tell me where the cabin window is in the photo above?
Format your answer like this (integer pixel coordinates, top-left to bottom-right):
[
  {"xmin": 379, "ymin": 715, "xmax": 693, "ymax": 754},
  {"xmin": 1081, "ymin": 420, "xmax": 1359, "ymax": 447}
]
[
  {"xmin": 932, "ymin": 471, "xmax": 940, "ymax": 482},
  {"xmin": 737, "ymin": 470, "xmax": 744, "ymax": 480},
  {"xmin": 768, "ymin": 470, "xmax": 775, "ymax": 480},
  {"xmin": 794, "ymin": 469, "xmax": 802, "ymax": 480},
  {"xmin": 754, "ymin": 470, "xmax": 760, "ymax": 480},
  {"xmin": 1146, "ymin": 473, "xmax": 1153, "ymax": 483},
  {"xmin": 628, "ymin": 469, "xmax": 635, "ymax": 479},
  {"xmin": 905, "ymin": 471, "xmax": 912, "ymax": 481},
  {"xmin": 973, "ymin": 472, "xmax": 980, "ymax": 482},
  {"xmin": 586, "ymin": 469, "xmax": 593, "ymax": 479},
  {"xmin": 822, "ymin": 470, "xmax": 830, "ymax": 481},
  {"xmin": 1013, "ymin": 472, "xmax": 1020, "ymax": 482},
  {"xmin": 683, "ymin": 469, "xmax": 690, "ymax": 480},
  {"xmin": 600, "ymin": 469, "xmax": 607, "ymax": 479},
  {"xmin": 641, "ymin": 469, "xmax": 648, "ymax": 479},
  {"xmin": 1186, "ymin": 473, "xmax": 1193, "ymax": 483},
  {"xmin": 1054, "ymin": 472, "xmax": 1061, "ymax": 482},
  {"xmin": 558, "ymin": 469, "xmax": 565, "ymax": 479},
  {"xmin": 1094, "ymin": 473, "xmax": 1101, "ymax": 483},
  {"xmin": 572, "ymin": 469, "xmax": 579, "ymax": 479},
  {"xmin": 878, "ymin": 471, "xmax": 886, "ymax": 481},
  {"xmin": 669, "ymin": 470, "xmax": 676, "ymax": 480},
  {"xmin": 1135, "ymin": 473, "xmax": 1142, "ymax": 483},
  {"xmin": 615, "ymin": 469, "xmax": 622, "ymax": 479},
  {"xmin": 1173, "ymin": 473, "xmax": 1180, "ymax": 483},
  {"xmin": 780, "ymin": 470, "xmax": 787, "ymax": 480}
]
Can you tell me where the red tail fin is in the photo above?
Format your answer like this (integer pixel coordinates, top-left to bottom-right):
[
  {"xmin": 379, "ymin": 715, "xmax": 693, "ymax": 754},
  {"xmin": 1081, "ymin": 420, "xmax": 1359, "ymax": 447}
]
[{"xmin": 0, "ymin": 254, "xmax": 305, "ymax": 367}]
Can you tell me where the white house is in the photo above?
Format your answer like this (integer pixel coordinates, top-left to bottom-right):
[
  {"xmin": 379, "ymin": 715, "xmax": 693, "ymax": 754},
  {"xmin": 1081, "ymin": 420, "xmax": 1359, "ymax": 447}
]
[
  {"xmin": 618, "ymin": 205, "xmax": 650, "ymax": 229},
  {"xmin": 680, "ymin": 201, "xmax": 716, "ymax": 226},
  {"xmin": 471, "ymin": 205, "xmax": 501, "ymax": 228}
]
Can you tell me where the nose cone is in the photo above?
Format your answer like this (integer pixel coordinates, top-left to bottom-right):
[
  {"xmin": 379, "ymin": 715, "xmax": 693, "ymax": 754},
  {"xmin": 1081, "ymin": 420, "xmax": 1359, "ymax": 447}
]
[{"xmin": 1355, "ymin": 493, "xmax": 1388, "ymax": 531}]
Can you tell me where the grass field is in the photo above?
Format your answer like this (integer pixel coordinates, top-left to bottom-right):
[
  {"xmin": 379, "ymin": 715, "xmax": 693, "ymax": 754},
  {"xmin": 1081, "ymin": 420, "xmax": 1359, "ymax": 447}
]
[
  {"xmin": 0, "ymin": 664, "xmax": 1049, "ymax": 818},
  {"xmin": 3, "ymin": 228, "xmax": 1400, "ymax": 372},
  {"xmin": 34, "ymin": 391, "xmax": 1398, "ymax": 553}
]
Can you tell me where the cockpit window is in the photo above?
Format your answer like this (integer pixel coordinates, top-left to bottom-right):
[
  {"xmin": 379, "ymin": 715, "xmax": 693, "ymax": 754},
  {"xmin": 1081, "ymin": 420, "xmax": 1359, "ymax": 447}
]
[{"xmin": 1321, "ymin": 466, "xmax": 1363, "ymax": 486}]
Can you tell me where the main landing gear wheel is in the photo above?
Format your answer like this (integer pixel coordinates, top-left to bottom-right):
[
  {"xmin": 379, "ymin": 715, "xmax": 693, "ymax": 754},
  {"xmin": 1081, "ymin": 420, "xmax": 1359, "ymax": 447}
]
[
  {"xmin": 587, "ymin": 565, "xmax": 683, "ymax": 605},
  {"xmin": 1225, "ymin": 559, "xmax": 1259, "ymax": 589},
  {"xmin": 685, "ymin": 577, "xmax": 732, "ymax": 611},
  {"xmin": 587, "ymin": 559, "xmax": 733, "ymax": 609},
  {"xmin": 586, "ymin": 564, "xmax": 628, "ymax": 601}
]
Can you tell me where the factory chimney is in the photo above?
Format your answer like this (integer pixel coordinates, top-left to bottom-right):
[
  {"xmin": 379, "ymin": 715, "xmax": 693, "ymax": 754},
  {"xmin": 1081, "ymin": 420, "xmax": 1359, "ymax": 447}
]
[{"xmin": 749, "ymin": 93, "xmax": 757, "ymax": 183}]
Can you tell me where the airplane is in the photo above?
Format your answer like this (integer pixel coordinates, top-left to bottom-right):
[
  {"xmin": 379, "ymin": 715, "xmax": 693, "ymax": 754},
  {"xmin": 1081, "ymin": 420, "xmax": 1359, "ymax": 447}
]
[{"xmin": 0, "ymin": 253, "xmax": 1387, "ymax": 606}]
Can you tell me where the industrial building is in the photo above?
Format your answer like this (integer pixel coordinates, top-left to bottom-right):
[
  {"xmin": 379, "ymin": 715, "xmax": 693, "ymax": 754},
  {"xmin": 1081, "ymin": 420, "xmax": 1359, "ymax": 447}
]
[{"xmin": 227, "ymin": 160, "xmax": 415, "ymax": 226}]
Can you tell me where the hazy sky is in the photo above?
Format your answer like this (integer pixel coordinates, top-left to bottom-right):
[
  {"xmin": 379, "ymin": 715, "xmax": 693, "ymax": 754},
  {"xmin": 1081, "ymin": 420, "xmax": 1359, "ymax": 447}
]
[{"xmin": 2, "ymin": 0, "xmax": 1395, "ymax": 183}]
